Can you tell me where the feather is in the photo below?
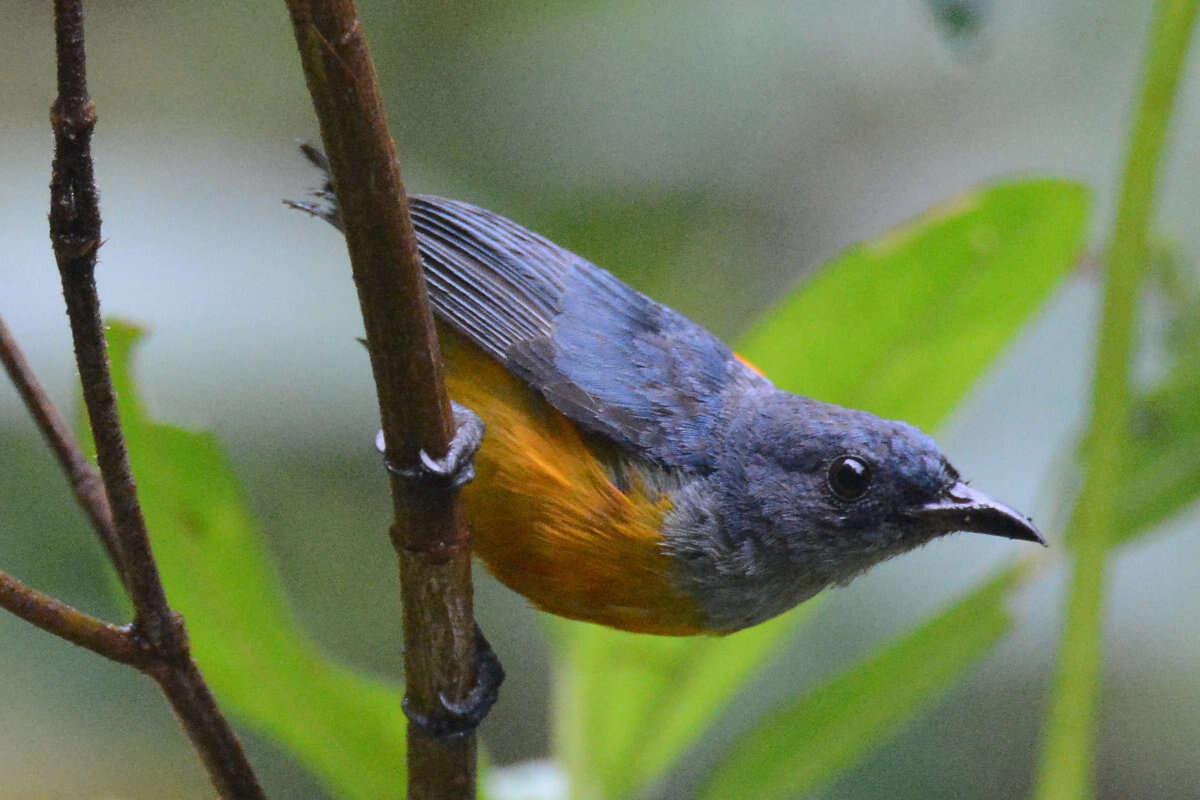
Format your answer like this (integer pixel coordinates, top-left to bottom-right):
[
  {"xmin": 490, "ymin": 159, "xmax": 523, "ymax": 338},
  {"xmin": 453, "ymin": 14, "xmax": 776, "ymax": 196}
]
[{"xmin": 409, "ymin": 196, "xmax": 770, "ymax": 471}]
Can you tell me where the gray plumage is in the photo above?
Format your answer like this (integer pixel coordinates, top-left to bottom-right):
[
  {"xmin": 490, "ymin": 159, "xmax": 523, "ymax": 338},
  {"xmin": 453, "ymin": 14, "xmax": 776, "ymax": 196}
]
[
  {"xmin": 291, "ymin": 147, "xmax": 1044, "ymax": 633},
  {"xmin": 405, "ymin": 196, "xmax": 996, "ymax": 631}
]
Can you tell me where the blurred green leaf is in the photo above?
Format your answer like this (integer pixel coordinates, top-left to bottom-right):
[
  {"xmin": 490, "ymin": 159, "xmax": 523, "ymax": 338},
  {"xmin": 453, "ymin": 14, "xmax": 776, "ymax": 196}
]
[
  {"xmin": 740, "ymin": 179, "xmax": 1089, "ymax": 429},
  {"xmin": 556, "ymin": 178, "xmax": 1086, "ymax": 799},
  {"xmin": 1116, "ymin": 359, "xmax": 1200, "ymax": 542},
  {"xmin": 91, "ymin": 322, "xmax": 407, "ymax": 800},
  {"xmin": 699, "ymin": 567, "xmax": 1022, "ymax": 800},
  {"xmin": 1114, "ymin": 251, "xmax": 1200, "ymax": 544},
  {"xmin": 553, "ymin": 604, "xmax": 819, "ymax": 800}
]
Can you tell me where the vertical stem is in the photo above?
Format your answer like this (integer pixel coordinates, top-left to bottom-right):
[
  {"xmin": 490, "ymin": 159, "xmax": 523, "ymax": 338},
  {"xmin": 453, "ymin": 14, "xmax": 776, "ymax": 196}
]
[
  {"xmin": 284, "ymin": 2, "xmax": 482, "ymax": 797},
  {"xmin": 49, "ymin": 2, "xmax": 265, "ymax": 797},
  {"xmin": 1034, "ymin": 3, "xmax": 1199, "ymax": 798},
  {"xmin": 51, "ymin": 0, "xmax": 170, "ymax": 653}
]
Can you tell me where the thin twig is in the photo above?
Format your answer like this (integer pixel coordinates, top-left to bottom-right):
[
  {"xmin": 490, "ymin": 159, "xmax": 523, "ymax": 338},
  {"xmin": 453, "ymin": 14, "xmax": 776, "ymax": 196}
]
[
  {"xmin": 47, "ymin": 2, "xmax": 265, "ymax": 797},
  {"xmin": 50, "ymin": 0, "xmax": 170, "ymax": 651},
  {"xmin": 284, "ymin": 2, "xmax": 482, "ymax": 797},
  {"xmin": 0, "ymin": 316, "xmax": 125, "ymax": 579},
  {"xmin": 0, "ymin": 570, "xmax": 145, "ymax": 666}
]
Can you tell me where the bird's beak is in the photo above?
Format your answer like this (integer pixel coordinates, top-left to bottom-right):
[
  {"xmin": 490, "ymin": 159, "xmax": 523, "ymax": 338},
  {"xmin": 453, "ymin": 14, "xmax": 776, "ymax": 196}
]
[{"xmin": 915, "ymin": 480, "xmax": 1046, "ymax": 546}]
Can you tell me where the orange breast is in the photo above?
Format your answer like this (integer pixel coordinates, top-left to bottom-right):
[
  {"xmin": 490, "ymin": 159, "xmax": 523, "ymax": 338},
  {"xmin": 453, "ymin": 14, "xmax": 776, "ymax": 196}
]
[{"xmin": 438, "ymin": 326, "xmax": 707, "ymax": 635}]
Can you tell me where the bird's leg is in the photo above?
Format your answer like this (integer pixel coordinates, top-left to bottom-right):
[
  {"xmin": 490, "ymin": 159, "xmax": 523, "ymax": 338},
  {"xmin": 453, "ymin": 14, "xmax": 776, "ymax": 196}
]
[
  {"xmin": 401, "ymin": 623, "xmax": 505, "ymax": 740},
  {"xmin": 378, "ymin": 402, "xmax": 503, "ymax": 738},
  {"xmin": 376, "ymin": 402, "xmax": 485, "ymax": 489}
]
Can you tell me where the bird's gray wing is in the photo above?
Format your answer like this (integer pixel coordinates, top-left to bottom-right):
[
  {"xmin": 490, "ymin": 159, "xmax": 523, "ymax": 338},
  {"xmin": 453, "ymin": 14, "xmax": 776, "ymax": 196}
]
[{"xmin": 410, "ymin": 195, "xmax": 768, "ymax": 472}]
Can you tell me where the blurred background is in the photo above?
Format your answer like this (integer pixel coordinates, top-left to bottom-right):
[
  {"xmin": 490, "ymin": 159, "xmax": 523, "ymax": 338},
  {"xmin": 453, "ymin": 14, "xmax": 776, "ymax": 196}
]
[{"xmin": 2, "ymin": 0, "xmax": 1198, "ymax": 797}]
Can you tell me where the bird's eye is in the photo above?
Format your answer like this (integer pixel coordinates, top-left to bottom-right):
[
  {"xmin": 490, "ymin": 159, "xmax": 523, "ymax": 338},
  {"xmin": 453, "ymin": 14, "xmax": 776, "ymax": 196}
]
[{"xmin": 828, "ymin": 455, "xmax": 872, "ymax": 501}]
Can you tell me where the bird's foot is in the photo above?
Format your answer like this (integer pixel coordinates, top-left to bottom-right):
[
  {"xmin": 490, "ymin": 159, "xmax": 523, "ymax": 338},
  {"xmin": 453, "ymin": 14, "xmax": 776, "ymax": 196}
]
[
  {"xmin": 377, "ymin": 403, "xmax": 484, "ymax": 490},
  {"xmin": 402, "ymin": 624, "xmax": 505, "ymax": 740},
  {"xmin": 375, "ymin": 401, "xmax": 494, "ymax": 737}
]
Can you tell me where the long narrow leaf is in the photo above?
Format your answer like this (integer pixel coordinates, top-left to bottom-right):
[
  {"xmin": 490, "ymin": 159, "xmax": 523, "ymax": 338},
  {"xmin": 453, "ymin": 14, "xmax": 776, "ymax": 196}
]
[
  {"xmin": 1114, "ymin": 306, "xmax": 1200, "ymax": 543},
  {"xmin": 699, "ymin": 567, "xmax": 1022, "ymax": 800},
  {"xmin": 553, "ymin": 605, "xmax": 819, "ymax": 800}
]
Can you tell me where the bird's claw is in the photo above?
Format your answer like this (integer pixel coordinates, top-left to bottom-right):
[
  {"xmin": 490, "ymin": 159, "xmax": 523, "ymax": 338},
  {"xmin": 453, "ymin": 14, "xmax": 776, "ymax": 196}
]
[
  {"xmin": 378, "ymin": 403, "xmax": 484, "ymax": 490},
  {"xmin": 402, "ymin": 624, "xmax": 505, "ymax": 740}
]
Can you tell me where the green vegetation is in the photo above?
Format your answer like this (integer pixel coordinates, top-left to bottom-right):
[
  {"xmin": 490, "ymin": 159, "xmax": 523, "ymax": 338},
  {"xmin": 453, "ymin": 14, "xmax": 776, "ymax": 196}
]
[{"xmin": 7, "ymin": 2, "xmax": 1195, "ymax": 798}]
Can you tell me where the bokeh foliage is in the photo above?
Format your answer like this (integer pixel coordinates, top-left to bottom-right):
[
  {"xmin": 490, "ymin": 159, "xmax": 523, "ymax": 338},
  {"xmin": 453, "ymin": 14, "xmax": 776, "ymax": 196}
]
[
  {"xmin": 98, "ymin": 177, "xmax": 1088, "ymax": 798},
  {"xmin": 554, "ymin": 179, "xmax": 1086, "ymax": 800},
  {"xmin": 19, "ymin": 2, "xmax": 1193, "ymax": 796}
]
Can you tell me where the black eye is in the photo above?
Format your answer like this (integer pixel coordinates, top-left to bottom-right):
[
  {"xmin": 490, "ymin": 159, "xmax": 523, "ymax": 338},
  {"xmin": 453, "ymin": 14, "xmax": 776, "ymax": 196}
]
[{"xmin": 828, "ymin": 455, "xmax": 872, "ymax": 501}]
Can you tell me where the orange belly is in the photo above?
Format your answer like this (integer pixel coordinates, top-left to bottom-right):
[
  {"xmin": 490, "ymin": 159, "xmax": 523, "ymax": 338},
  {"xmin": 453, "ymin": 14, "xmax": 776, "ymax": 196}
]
[{"xmin": 438, "ymin": 325, "xmax": 707, "ymax": 635}]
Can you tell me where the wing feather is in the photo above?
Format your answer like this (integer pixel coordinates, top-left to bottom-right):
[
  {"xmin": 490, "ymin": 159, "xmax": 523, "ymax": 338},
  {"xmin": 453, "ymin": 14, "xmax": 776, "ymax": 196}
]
[{"xmin": 410, "ymin": 195, "xmax": 769, "ymax": 471}]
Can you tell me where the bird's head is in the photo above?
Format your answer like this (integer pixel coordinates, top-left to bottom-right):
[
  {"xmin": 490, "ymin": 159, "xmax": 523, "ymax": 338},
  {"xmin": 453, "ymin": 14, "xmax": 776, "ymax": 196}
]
[
  {"xmin": 737, "ymin": 392, "xmax": 1044, "ymax": 571},
  {"xmin": 663, "ymin": 389, "xmax": 1044, "ymax": 632}
]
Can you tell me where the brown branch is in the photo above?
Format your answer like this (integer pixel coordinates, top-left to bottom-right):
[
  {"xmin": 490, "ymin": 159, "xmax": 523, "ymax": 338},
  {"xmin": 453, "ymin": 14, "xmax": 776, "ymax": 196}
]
[
  {"xmin": 51, "ymin": 0, "xmax": 169, "ymax": 651},
  {"xmin": 0, "ymin": 570, "xmax": 145, "ymax": 667},
  {"xmin": 0, "ymin": 316, "xmax": 125, "ymax": 579},
  {"xmin": 284, "ymin": 2, "xmax": 482, "ymax": 797},
  {"xmin": 47, "ymin": 2, "xmax": 265, "ymax": 798},
  {"xmin": 1, "ymin": 313, "xmax": 264, "ymax": 799},
  {"xmin": 0, "ymin": 566, "xmax": 258, "ymax": 799}
]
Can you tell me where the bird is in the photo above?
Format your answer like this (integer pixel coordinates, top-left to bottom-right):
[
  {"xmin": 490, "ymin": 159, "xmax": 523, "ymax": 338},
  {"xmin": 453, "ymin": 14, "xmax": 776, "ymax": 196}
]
[{"xmin": 291, "ymin": 147, "xmax": 1044, "ymax": 637}]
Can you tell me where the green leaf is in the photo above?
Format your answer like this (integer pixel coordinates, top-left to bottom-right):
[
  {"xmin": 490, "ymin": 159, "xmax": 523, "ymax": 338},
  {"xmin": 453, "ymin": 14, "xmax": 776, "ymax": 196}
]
[
  {"xmin": 553, "ymin": 604, "xmax": 820, "ymax": 800},
  {"xmin": 699, "ymin": 567, "xmax": 1022, "ymax": 800},
  {"xmin": 739, "ymin": 179, "xmax": 1090, "ymax": 429},
  {"xmin": 1114, "ymin": 248, "xmax": 1200, "ymax": 544},
  {"xmin": 1115, "ymin": 358, "xmax": 1200, "ymax": 543},
  {"xmin": 92, "ymin": 322, "xmax": 407, "ymax": 800},
  {"xmin": 555, "ymin": 178, "xmax": 1087, "ymax": 800}
]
